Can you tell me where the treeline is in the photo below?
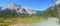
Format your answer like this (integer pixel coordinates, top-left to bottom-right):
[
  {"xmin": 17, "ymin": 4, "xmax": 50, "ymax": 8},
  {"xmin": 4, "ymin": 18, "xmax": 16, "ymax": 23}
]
[
  {"xmin": 0, "ymin": 6, "xmax": 58, "ymax": 19},
  {"xmin": 0, "ymin": 8, "xmax": 30, "ymax": 19},
  {"xmin": 35, "ymin": 6, "xmax": 58, "ymax": 17},
  {"xmin": 41, "ymin": 6, "xmax": 58, "ymax": 17}
]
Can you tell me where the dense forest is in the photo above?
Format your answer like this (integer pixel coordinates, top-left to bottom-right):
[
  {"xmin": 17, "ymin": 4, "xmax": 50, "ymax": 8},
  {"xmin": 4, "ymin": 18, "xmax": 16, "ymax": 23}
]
[{"xmin": 36, "ymin": 6, "xmax": 58, "ymax": 17}]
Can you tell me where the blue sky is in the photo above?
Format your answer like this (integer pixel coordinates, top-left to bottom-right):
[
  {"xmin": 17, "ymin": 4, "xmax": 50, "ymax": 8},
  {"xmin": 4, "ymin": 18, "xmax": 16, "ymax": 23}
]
[{"xmin": 0, "ymin": 0, "xmax": 55, "ymax": 11}]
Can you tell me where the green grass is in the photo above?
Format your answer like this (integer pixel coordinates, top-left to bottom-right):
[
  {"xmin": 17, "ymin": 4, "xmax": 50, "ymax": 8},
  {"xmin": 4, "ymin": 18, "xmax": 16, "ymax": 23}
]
[
  {"xmin": 0, "ymin": 24, "xmax": 8, "ymax": 26},
  {"xmin": 19, "ymin": 17, "xmax": 47, "ymax": 24},
  {"xmin": 0, "ymin": 17, "xmax": 47, "ymax": 26}
]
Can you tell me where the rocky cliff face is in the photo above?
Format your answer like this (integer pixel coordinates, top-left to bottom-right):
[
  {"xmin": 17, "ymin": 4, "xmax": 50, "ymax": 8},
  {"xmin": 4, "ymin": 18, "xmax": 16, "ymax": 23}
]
[{"xmin": 0, "ymin": 7, "xmax": 2, "ymax": 11}]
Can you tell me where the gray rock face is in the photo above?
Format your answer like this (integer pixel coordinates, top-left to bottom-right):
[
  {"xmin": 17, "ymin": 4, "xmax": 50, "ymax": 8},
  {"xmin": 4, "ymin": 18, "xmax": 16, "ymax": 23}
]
[
  {"xmin": 0, "ymin": 7, "xmax": 3, "ymax": 11},
  {"xmin": 7, "ymin": 3, "xmax": 36, "ymax": 14}
]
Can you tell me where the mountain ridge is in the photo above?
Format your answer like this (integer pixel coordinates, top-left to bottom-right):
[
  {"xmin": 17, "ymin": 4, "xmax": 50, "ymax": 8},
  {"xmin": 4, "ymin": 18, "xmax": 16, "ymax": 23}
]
[{"xmin": 0, "ymin": 3, "xmax": 36, "ymax": 15}]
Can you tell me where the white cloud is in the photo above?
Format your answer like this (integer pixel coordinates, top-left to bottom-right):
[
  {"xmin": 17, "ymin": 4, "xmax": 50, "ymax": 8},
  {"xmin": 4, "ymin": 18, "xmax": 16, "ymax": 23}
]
[{"xmin": 55, "ymin": 0, "xmax": 60, "ymax": 5}]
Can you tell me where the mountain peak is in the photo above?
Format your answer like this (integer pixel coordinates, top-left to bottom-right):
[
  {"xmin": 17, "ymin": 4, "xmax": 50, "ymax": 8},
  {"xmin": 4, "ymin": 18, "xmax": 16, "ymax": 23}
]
[{"xmin": 1, "ymin": 3, "xmax": 36, "ymax": 15}]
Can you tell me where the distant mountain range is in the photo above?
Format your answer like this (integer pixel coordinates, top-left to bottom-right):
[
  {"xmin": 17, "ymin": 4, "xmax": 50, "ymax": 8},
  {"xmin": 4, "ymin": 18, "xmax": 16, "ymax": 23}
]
[
  {"xmin": 0, "ymin": 3, "xmax": 36, "ymax": 15},
  {"xmin": 0, "ymin": 3, "xmax": 59, "ymax": 17}
]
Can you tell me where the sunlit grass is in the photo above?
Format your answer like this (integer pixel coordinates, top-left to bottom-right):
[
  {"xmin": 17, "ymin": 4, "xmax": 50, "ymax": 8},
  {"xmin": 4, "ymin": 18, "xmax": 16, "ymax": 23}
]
[
  {"xmin": 0, "ymin": 17, "xmax": 47, "ymax": 26},
  {"xmin": 17, "ymin": 17, "xmax": 47, "ymax": 24}
]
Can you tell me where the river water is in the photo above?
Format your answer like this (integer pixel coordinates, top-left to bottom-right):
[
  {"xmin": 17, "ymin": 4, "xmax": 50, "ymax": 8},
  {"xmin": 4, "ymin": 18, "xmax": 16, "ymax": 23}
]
[{"xmin": 10, "ymin": 18, "xmax": 60, "ymax": 26}]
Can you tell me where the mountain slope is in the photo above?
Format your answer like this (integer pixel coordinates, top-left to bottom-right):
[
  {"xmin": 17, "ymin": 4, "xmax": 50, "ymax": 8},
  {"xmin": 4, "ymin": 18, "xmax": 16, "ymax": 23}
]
[{"xmin": 42, "ymin": 6, "xmax": 58, "ymax": 17}]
